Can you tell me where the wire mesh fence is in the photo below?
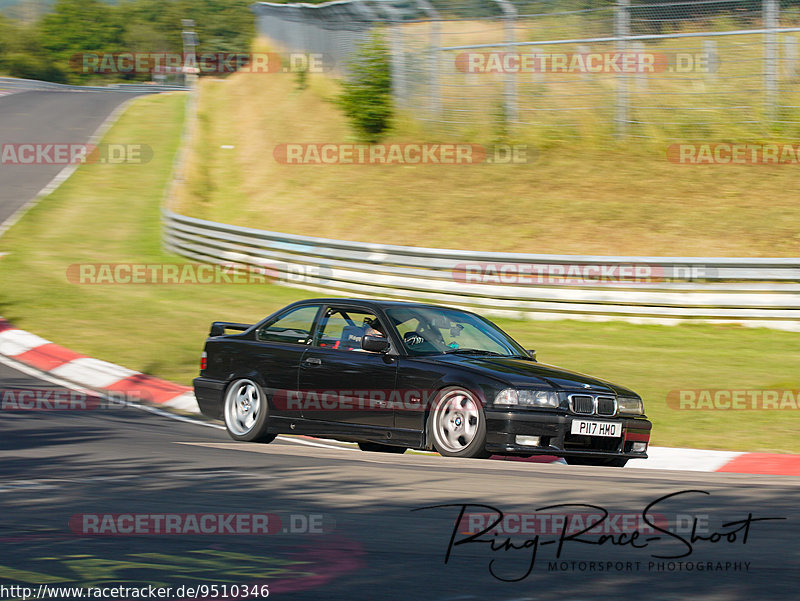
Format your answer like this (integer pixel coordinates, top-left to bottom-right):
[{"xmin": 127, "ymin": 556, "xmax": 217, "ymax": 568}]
[{"xmin": 253, "ymin": 0, "xmax": 800, "ymax": 141}]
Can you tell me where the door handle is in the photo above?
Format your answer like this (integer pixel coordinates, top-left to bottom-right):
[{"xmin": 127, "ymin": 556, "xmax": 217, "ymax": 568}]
[{"xmin": 304, "ymin": 357, "xmax": 322, "ymax": 365}]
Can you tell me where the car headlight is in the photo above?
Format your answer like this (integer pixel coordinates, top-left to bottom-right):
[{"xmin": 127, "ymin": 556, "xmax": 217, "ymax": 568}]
[
  {"xmin": 494, "ymin": 389, "xmax": 559, "ymax": 408},
  {"xmin": 617, "ymin": 396, "xmax": 644, "ymax": 416}
]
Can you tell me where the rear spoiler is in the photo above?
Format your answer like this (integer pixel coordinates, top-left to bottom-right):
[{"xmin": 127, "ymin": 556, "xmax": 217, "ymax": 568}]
[{"xmin": 209, "ymin": 321, "xmax": 252, "ymax": 337}]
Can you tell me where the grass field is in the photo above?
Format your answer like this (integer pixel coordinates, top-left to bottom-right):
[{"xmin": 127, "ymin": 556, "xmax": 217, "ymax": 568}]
[
  {"xmin": 0, "ymin": 93, "xmax": 311, "ymax": 383},
  {"xmin": 2, "ymin": 47, "xmax": 800, "ymax": 459},
  {"xmin": 0, "ymin": 91, "xmax": 799, "ymax": 453},
  {"xmin": 172, "ymin": 60, "xmax": 800, "ymax": 258}
]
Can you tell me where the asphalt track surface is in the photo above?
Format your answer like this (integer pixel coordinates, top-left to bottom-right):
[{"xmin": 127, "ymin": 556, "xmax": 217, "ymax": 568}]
[
  {"xmin": 0, "ymin": 90, "xmax": 140, "ymax": 225},
  {"xmin": 1, "ymin": 360, "xmax": 799, "ymax": 601},
  {"xmin": 1, "ymin": 88, "xmax": 799, "ymax": 601}
]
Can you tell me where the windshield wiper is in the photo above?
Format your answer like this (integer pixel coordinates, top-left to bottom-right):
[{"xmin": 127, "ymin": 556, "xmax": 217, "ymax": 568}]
[{"xmin": 443, "ymin": 348, "xmax": 506, "ymax": 356}]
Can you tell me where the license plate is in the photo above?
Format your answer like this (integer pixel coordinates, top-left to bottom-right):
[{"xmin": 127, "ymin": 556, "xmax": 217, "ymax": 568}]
[{"xmin": 571, "ymin": 420, "xmax": 621, "ymax": 438}]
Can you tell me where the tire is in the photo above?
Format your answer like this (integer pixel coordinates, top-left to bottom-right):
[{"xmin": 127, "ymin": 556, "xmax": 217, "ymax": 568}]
[
  {"xmin": 223, "ymin": 378, "xmax": 276, "ymax": 443},
  {"xmin": 565, "ymin": 457, "xmax": 628, "ymax": 467},
  {"xmin": 357, "ymin": 442, "xmax": 407, "ymax": 454},
  {"xmin": 428, "ymin": 387, "xmax": 490, "ymax": 458}
]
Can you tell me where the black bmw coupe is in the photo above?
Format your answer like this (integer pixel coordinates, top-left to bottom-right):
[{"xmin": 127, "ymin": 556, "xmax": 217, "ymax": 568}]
[{"xmin": 194, "ymin": 298, "xmax": 651, "ymax": 466}]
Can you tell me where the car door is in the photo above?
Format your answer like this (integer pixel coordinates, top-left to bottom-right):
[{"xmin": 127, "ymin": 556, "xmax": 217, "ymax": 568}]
[
  {"xmin": 298, "ymin": 305, "xmax": 397, "ymax": 429},
  {"xmin": 246, "ymin": 303, "xmax": 322, "ymax": 421}
]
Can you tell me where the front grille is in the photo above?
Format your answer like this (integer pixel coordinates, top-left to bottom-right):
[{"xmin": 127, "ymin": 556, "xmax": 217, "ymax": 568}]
[
  {"xmin": 568, "ymin": 394, "xmax": 617, "ymax": 417},
  {"xmin": 570, "ymin": 395, "xmax": 595, "ymax": 414},
  {"xmin": 597, "ymin": 396, "xmax": 617, "ymax": 416}
]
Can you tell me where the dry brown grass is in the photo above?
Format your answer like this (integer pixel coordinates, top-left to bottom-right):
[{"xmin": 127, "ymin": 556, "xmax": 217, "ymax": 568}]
[
  {"xmin": 2, "ymin": 92, "xmax": 799, "ymax": 452},
  {"xmin": 174, "ymin": 64, "xmax": 800, "ymax": 257}
]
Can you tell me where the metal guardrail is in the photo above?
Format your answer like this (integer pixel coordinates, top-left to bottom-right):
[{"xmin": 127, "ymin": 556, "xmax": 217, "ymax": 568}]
[
  {"xmin": 0, "ymin": 77, "xmax": 189, "ymax": 94},
  {"xmin": 163, "ymin": 210, "xmax": 800, "ymax": 330}
]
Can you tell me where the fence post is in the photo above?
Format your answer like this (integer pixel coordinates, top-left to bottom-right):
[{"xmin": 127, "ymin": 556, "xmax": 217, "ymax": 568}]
[
  {"xmin": 493, "ymin": 0, "xmax": 518, "ymax": 124},
  {"xmin": 632, "ymin": 41, "xmax": 646, "ymax": 91},
  {"xmin": 578, "ymin": 45, "xmax": 592, "ymax": 83},
  {"xmin": 615, "ymin": 0, "xmax": 630, "ymax": 138},
  {"xmin": 785, "ymin": 35, "xmax": 799, "ymax": 79},
  {"xmin": 429, "ymin": 21, "xmax": 442, "ymax": 118},
  {"xmin": 416, "ymin": 1, "xmax": 442, "ymax": 119},
  {"xmin": 764, "ymin": 0, "xmax": 779, "ymax": 124},
  {"xmin": 703, "ymin": 40, "xmax": 719, "ymax": 84},
  {"xmin": 389, "ymin": 23, "xmax": 407, "ymax": 109}
]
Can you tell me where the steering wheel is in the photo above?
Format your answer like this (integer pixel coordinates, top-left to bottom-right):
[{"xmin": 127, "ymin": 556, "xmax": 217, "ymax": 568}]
[{"xmin": 403, "ymin": 331, "xmax": 426, "ymax": 347}]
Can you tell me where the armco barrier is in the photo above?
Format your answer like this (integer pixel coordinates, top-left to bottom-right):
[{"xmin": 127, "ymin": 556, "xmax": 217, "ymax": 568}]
[
  {"xmin": 0, "ymin": 76, "xmax": 188, "ymax": 94},
  {"xmin": 162, "ymin": 210, "xmax": 800, "ymax": 330}
]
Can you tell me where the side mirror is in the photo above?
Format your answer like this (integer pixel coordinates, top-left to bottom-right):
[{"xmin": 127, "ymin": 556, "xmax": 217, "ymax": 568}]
[
  {"xmin": 526, "ymin": 349, "xmax": 537, "ymax": 361},
  {"xmin": 362, "ymin": 335, "xmax": 390, "ymax": 353}
]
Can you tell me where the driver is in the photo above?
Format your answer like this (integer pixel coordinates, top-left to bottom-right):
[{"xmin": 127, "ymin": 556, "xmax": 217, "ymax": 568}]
[{"xmin": 364, "ymin": 317, "xmax": 386, "ymax": 338}]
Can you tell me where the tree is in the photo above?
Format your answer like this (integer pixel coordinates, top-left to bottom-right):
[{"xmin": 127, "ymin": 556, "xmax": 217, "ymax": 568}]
[
  {"xmin": 38, "ymin": 0, "xmax": 124, "ymax": 82},
  {"xmin": 337, "ymin": 32, "xmax": 393, "ymax": 143},
  {"xmin": 1, "ymin": 0, "xmax": 258, "ymax": 84},
  {"xmin": 0, "ymin": 13, "xmax": 8, "ymax": 68}
]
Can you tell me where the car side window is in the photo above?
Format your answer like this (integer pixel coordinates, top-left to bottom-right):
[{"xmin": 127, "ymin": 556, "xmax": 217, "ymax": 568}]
[
  {"xmin": 256, "ymin": 305, "xmax": 319, "ymax": 344},
  {"xmin": 314, "ymin": 308, "xmax": 385, "ymax": 351}
]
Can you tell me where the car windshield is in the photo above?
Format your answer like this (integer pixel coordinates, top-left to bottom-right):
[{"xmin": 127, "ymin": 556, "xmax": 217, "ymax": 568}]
[{"xmin": 384, "ymin": 306, "xmax": 528, "ymax": 357}]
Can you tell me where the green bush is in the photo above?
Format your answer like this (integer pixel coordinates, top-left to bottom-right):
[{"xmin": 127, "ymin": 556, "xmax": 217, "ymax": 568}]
[
  {"xmin": 337, "ymin": 32, "xmax": 393, "ymax": 143},
  {"xmin": 4, "ymin": 52, "xmax": 68, "ymax": 82}
]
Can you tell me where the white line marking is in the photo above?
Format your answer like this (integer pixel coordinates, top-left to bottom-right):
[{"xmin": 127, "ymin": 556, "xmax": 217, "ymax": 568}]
[
  {"xmin": 0, "ymin": 470, "xmax": 273, "ymax": 491},
  {"xmin": 0, "ymin": 95, "xmax": 142, "ymax": 239},
  {"xmin": 0, "ymin": 354, "xmax": 223, "ymax": 429},
  {"xmin": 162, "ymin": 391, "xmax": 199, "ymax": 412},
  {"xmin": 50, "ymin": 357, "xmax": 138, "ymax": 388},
  {"xmin": 626, "ymin": 445, "xmax": 743, "ymax": 471},
  {"xmin": 0, "ymin": 354, "xmax": 751, "ymax": 472},
  {"xmin": 0, "ymin": 353, "xmax": 359, "ymax": 450},
  {"xmin": 0, "ymin": 329, "xmax": 51, "ymax": 356},
  {"xmin": 282, "ymin": 437, "xmax": 355, "ymax": 450}
]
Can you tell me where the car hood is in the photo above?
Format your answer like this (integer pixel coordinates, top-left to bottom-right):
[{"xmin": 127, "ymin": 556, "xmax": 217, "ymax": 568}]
[{"xmin": 432, "ymin": 355, "xmax": 639, "ymax": 396}]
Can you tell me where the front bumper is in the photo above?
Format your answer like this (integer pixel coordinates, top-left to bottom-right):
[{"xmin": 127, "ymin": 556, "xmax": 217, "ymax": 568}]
[{"xmin": 484, "ymin": 409, "xmax": 652, "ymax": 459}]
